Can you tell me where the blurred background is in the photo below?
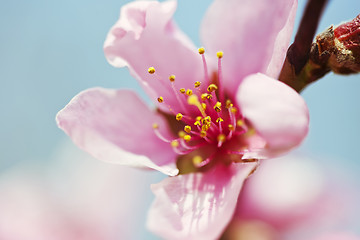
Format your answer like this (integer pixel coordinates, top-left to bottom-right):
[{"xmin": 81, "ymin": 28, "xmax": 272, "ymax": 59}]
[{"xmin": 0, "ymin": 0, "xmax": 359, "ymax": 239}]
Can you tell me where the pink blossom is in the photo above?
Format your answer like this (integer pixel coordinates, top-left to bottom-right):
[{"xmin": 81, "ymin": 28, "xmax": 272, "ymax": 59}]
[
  {"xmin": 222, "ymin": 154, "xmax": 360, "ymax": 240},
  {"xmin": 56, "ymin": 0, "xmax": 309, "ymax": 239},
  {"xmin": 0, "ymin": 141, "xmax": 153, "ymax": 240}
]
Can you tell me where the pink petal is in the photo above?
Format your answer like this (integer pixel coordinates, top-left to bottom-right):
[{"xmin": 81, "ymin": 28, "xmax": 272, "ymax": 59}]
[
  {"xmin": 56, "ymin": 88, "xmax": 178, "ymax": 176},
  {"xmin": 236, "ymin": 73, "xmax": 309, "ymax": 156},
  {"xmin": 200, "ymin": 0, "xmax": 297, "ymax": 96},
  {"xmin": 236, "ymin": 155, "xmax": 325, "ymax": 230},
  {"xmin": 147, "ymin": 163, "xmax": 257, "ymax": 240},
  {"xmin": 312, "ymin": 233, "xmax": 360, "ymax": 240},
  {"xmin": 104, "ymin": 1, "xmax": 204, "ymax": 113}
]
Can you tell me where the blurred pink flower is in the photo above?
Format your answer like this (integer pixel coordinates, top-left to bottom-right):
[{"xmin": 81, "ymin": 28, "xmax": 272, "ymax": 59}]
[
  {"xmin": 312, "ymin": 232, "xmax": 360, "ymax": 240},
  {"xmin": 56, "ymin": 0, "xmax": 309, "ymax": 239},
  {"xmin": 222, "ymin": 154, "xmax": 360, "ymax": 240},
  {"xmin": 0, "ymin": 141, "xmax": 154, "ymax": 240}
]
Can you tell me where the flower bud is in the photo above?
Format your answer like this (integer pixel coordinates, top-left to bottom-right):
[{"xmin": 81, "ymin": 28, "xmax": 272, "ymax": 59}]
[{"xmin": 315, "ymin": 14, "xmax": 360, "ymax": 74}]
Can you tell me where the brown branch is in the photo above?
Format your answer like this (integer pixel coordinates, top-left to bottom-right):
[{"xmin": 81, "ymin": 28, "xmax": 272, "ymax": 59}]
[{"xmin": 279, "ymin": 0, "xmax": 328, "ymax": 92}]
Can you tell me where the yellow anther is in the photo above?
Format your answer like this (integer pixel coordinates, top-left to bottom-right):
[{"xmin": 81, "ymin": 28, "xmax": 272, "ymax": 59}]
[
  {"xmin": 194, "ymin": 81, "xmax": 201, "ymax": 88},
  {"xmin": 157, "ymin": 96, "xmax": 164, "ymax": 103},
  {"xmin": 205, "ymin": 116, "xmax": 211, "ymax": 122},
  {"xmin": 178, "ymin": 131, "xmax": 186, "ymax": 138},
  {"xmin": 217, "ymin": 134, "xmax": 226, "ymax": 143},
  {"xmin": 225, "ymin": 99, "xmax": 233, "ymax": 108},
  {"xmin": 148, "ymin": 67, "xmax": 155, "ymax": 74},
  {"xmin": 184, "ymin": 125, "xmax": 192, "ymax": 133},
  {"xmin": 200, "ymin": 131, "xmax": 207, "ymax": 138},
  {"xmin": 169, "ymin": 75, "xmax": 176, "ymax": 82},
  {"xmin": 186, "ymin": 89, "xmax": 193, "ymax": 96},
  {"xmin": 198, "ymin": 47, "xmax": 205, "ymax": 55},
  {"xmin": 216, "ymin": 117, "xmax": 224, "ymax": 123},
  {"xmin": 216, "ymin": 51, "xmax": 223, "ymax": 58},
  {"xmin": 196, "ymin": 116, "xmax": 202, "ymax": 121},
  {"xmin": 201, "ymin": 103, "xmax": 207, "ymax": 110},
  {"xmin": 176, "ymin": 113, "xmax": 183, "ymax": 121},
  {"xmin": 202, "ymin": 124, "xmax": 209, "ymax": 131},
  {"xmin": 228, "ymin": 124, "xmax": 235, "ymax": 131},
  {"xmin": 184, "ymin": 135, "xmax": 192, "ymax": 142},
  {"xmin": 194, "ymin": 121, "xmax": 201, "ymax": 126},
  {"xmin": 188, "ymin": 95, "xmax": 207, "ymax": 117},
  {"xmin": 237, "ymin": 119, "xmax": 244, "ymax": 127},
  {"xmin": 180, "ymin": 88, "xmax": 186, "ymax": 94},
  {"xmin": 214, "ymin": 101, "xmax": 222, "ymax": 112},
  {"xmin": 230, "ymin": 107, "xmax": 238, "ymax": 113},
  {"xmin": 207, "ymin": 84, "xmax": 218, "ymax": 92},
  {"xmin": 193, "ymin": 155, "xmax": 203, "ymax": 165},
  {"xmin": 201, "ymin": 93, "xmax": 213, "ymax": 100},
  {"xmin": 171, "ymin": 140, "xmax": 179, "ymax": 148},
  {"xmin": 245, "ymin": 128, "xmax": 256, "ymax": 137},
  {"xmin": 152, "ymin": 123, "xmax": 159, "ymax": 129}
]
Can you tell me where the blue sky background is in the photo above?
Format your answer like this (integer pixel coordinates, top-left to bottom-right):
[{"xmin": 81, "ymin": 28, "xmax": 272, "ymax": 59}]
[{"xmin": 0, "ymin": 0, "xmax": 359, "ymax": 238}]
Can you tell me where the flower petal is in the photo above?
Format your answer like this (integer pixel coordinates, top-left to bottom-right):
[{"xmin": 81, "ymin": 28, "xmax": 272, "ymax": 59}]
[
  {"xmin": 200, "ymin": 0, "xmax": 297, "ymax": 96},
  {"xmin": 104, "ymin": 0, "xmax": 204, "ymax": 113},
  {"xmin": 56, "ymin": 88, "xmax": 178, "ymax": 176},
  {"xmin": 236, "ymin": 73, "xmax": 309, "ymax": 156},
  {"xmin": 147, "ymin": 163, "xmax": 257, "ymax": 240},
  {"xmin": 312, "ymin": 233, "xmax": 360, "ymax": 240}
]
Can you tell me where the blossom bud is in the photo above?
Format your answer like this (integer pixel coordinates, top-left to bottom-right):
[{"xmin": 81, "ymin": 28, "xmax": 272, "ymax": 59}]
[{"xmin": 315, "ymin": 14, "xmax": 360, "ymax": 74}]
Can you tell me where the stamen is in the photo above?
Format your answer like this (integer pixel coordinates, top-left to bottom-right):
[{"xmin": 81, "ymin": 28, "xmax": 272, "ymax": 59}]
[
  {"xmin": 176, "ymin": 113, "xmax": 183, "ymax": 121},
  {"xmin": 180, "ymin": 88, "xmax": 186, "ymax": 94},
  {"xmin": 157, "ymin": 96, "xmax": 164, "ymax": 103},
  {"xmin": 216, "ymin": 51, "xmax": 224, "ymax": 101},
  {"xmin": 217, "ymin": 134, "xmax": 226, "ymax": 147},
  {"xmin": 214, "ymin": 101, "xmax": 222, "ymax": 112},
  {"xmin": 186, "ymin": 89, "xmax": 193, "ymax": 96},
  {"xmin": 188, "ymin": 95, "xmax": 207, "ymax": 118},
  {"xmin": 194, "ymin": 81, "xmax": 201, "ymax": 88},
  {"xmin": 201, "ymin": 124, "xmax": 209, "ymax": 131},
  {"xmin": 198, "ymin": 47, "xmax": 205, "ymax": 55},
  {"xmin": 227, "ymin": 124, "xmax": 235, "ymax": 139},
  {"xmin": 201, "ymin": 93, "xmax": 213, "ymax": 101},
  {"xmin": 183, "ymin": 134, "xmax": 192, "ymax": 142},
  {"xmin": 216, "ymin": 115, "xmax": 223, "ymax": 133},
  {"xmin": 179, "ymin": 138, "xmax": 204, "ymax": 150},
  {"xmin": 194, "ymin": 154, "xmax": 215, "ymax": 168},
  {"xmin": 148, "ymin": 67, "xmax": 156, "ymax": 74},
  {"xmin": 198, "ymin": 47, "xmax": 210, "ymax": 86},
  {"xmin": 207, "ymin": 84, "xmax": 218, "ymax": 92},
  {"xmin": 171, "ymin": 140, "xmax": 179, "ymax": 148},
  {"xmin": 172, "ymin": 147, "xmax": 194, "ymax": 155},
  {"xmin": 178, "ymin": 131, "xmax": 186, "ymax": 138},
  {"xmin": 228, "ymin": 107, "xmax": 237, "ymax": 131},
  {"xmin": 192, "ymin": 155, "xmax": 203, "ymax": 166},
  {"xmin": 201, "ymin": 103, "xmax": 207, "ymax": 111},
  {"xmin": 200, "ymin": 130, "xmax": 207, "ymax": 138},
  {"xmin": 169, "ymin": 75, "xmax": 176, "ymax": 82},
  {"xmin": 153, "ymin": 123, "xmax": 172, "ymax": 143},
  {"xmin": 169, "ymin": 75, "xmax": 188, "ymax": 114},
  {"xmin": 184, "ymin": 125, "xmax": 191, "ymax": 133},
  {"xmin": 216, "ymin": 117, "xmax": 224, "ymax": 123},
  {"xmin": 245, "ymin": 128, "xmax": 256, "ymax": 137},
  {"xmin": 225, "ymin": 99, "xmax": 233, "ymax": 108}
]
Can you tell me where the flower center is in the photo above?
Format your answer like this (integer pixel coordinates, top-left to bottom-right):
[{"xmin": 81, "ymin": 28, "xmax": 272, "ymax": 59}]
[{"xmin": 150, "ymin": 48, "xmax": 255, "ymax": 171}]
